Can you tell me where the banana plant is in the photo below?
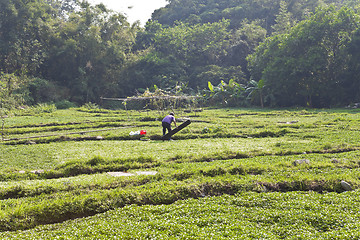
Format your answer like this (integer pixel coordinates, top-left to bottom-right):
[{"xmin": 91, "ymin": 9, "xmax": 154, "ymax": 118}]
[
  {"xmin": 246, "ymin": 79, "xmax": 265, "ymax": 108},
  {"xmin": 207, "ymin": 80, "xmax": 245, "ymax": 106}
]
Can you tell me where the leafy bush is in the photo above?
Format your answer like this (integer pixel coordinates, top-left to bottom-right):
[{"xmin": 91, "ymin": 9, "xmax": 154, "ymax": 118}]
[
  {"xmin": 55, "ymin": 100, "xmax": 77, "ymax": 109},
  {"xmin": 81, "ymin": 102, "xmax": 99, "ymax": 110},
  {"xmin": 27, "ymin": 78, "xmax": 68, "ymax": 104},
  {"xmin": 11, "ymin": 103, "xmax": 57, "ymax": 116},
  {"xmin": 0, "ymin": 73, "xmax": 26, "ymax": 109},
  {"xmin": 34, "ymin": 103, "xmax": 57, "ymax": 113}
]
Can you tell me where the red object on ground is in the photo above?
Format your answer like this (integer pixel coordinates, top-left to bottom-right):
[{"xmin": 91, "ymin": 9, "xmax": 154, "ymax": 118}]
[{"xmin": 140, "ymin": 130, "xmax": 147, "ymax": 135}]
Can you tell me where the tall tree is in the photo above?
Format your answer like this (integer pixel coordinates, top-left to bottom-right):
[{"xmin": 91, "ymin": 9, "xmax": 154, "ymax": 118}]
[
  {"xmin": 248, "ymin": 6, "xmax": 360, "ymax": 107},
  {"xmin": 133, "ymin": 19, "xmax": 241, "ymax": 89},
  {"xmin": 344, "ymin": 28, "xmax": 360, "ymax": 102},
  {"xmin": 272, "ymin": 1, "xmax": 296, "ymax": 35},
  {"xmin": 40, "ymin": 1, "xmax": 138, "ymax": 103},
  {"xmin": 0, "ymin": 0, "xmax": 55, "ymax": 75}
]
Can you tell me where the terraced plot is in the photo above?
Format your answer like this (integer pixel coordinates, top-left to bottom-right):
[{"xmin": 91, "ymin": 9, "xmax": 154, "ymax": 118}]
[{"xmin": 1, "ymin": 107, "xmax": 360, "ymax": 238}]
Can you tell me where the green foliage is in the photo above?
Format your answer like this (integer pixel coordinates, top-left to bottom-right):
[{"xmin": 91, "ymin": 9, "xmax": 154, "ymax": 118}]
[
  {"xmin": 0, "ymin": 0, "xmax": 139, "ymax": 106},
  {"xmin": 32, "ymin": 103, "xmax": 57, "ymax": 114},
  {"xmin": 246, "ymin": 79, "xmax": 265, "ymax": 107},
  {"xmin": 0, "ymin": 0, "xmax": 54, "ymax": 75},
  {"xmin": 55, "ymin": 100, "xmax": 77, "ymax": 109},
  {"xmin": 136, "ymin": 20, "xmax": 238, "ymax": 90},
  {"xmin": 27, "ymin": 78, "xmax": 68, "ymax": 104},
  {"xmin": 271, "ymin": 0, "xmax": 296, "ymax": 35},
  {"xmin": 248, "ymin": 6, "xmax": 360, "ymax": 107},
  {"xmin": 155, "ymin": 20, "xmax": 231, "ymax": 65},
  {"xmin": 1, "ymin": 0, "xmax": 359, "ymax": 109},
  {"xmin": 0, "ymin": 73, "xmax": 28, "ymax": 109},
  {"xmin": 81, "ymin": 102, "xmax": 99, "ymax": 110},
  {"xmin": 2, "ymin": 191, "xmax": 360, "ymax": 239},
  {"xmin": 153, "ymin": 0, "xmax": 356, "ymax": 32},
  {"xmin": 208, "ymin": 81, "xmax": 214, "ymax": 92},
  {"xmin": 205, "ymin": 79, "xmax": 246, "ymax": 106},
  {"xmin": 9, "ymin": 103, "xmax": 57, "ymax": 116},
  {"xmin": 150, "ymin": 0, "xmax": 360, "ymax": 108}
]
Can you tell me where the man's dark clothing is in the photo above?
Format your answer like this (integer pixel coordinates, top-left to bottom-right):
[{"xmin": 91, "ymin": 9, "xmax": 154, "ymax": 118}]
[{"xmin": 162, "ymin": 121, "xmax": 171, "ymax": 136}]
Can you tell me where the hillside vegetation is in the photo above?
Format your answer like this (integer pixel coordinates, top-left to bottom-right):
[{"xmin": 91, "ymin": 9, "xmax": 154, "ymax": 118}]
[{"xmin": 1, "ymin": 0, "xmax": 359, "ymax": 108}]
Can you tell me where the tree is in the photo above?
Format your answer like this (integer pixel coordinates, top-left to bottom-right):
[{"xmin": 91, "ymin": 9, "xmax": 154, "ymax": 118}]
[
  {"xmin": 272, "ymin": 1, "xmax": 296, "ymax": 35},
  {"xmin": 248, "ymin": 6, "xmax": 360, "ymax": 107},
  {"xmin": 344, "ymin": 28, "xmax": 360, "ymax": 102},
  {"xmin": 0, "ymin": 0, "xmax": 56, "ymax": 75},
  {"xmin": 131, "ymin": 19, "xmax": 237, "ymax": 90},
  {"xmin": 154, "ymin": 20, "xmax": 231, "ymax": 66},
  {"xmin": 40, "ymin": 1, "xmax": 138, "ymax": 103},
  {"xmin": 226, "ymin": 20, "xmax": 267, "ymax": 78}
]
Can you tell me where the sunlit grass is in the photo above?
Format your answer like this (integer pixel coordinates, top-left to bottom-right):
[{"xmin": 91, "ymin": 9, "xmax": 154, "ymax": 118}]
[
  {"xmin": 1, "ymin": 107, "xmax": 360, "ymax": 235},
  {"xmin": 2, "ymin": 191, "xmax": 360, "ymax": 239}
]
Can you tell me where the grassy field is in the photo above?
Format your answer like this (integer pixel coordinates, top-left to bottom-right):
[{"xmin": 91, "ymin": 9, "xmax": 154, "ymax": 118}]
[{"xmin": 1, "ymin": 106, "xmax": 360, "ymax": 239}]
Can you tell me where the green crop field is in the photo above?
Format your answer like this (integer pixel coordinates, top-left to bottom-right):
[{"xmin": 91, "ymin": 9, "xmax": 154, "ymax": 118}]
[{"xmin": 1, "ymin": 107, "xmax": 360, "ymax": 239}]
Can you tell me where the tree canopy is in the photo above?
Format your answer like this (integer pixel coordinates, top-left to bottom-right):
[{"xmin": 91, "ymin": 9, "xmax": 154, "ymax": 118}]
[{"xmin": 248, "ymin": 6, "xmax": 360, "ymax": 107}]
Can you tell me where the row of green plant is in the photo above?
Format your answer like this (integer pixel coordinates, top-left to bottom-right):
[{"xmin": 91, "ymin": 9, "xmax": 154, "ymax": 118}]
[
  {"xmin": 1, "ymin": 135, "xmax": 359, "ymax": 179},
  {"xmin": 4, "ymin": 191, "xmax": 360, "ymax": 239},
  {"xmin": 3, "ymin": 150, "xmax": 360, "ymax": 198},
  {"xmin": 2, "ymin": 122, "xmax": 135, "ymax": 136},
  {"xmin": 2, "ymin": 127, "xmax": 292, "ymax": 145},
  {"xmin": 2, "ymin": 108, "xmax": 360, "ymax": 235},
  {"xmin": 1, "ymin": 148, "xmax": 360, "ymax": 231},
  {"xmin": 3, "ymin": 106, "xmax": 360, "ymax": 144},
  {"xmin": 1, "ymin": 138, "xmax": 360, "ymax": 181},
  {"xmin": 0, "ymin": 176, "xmax": 249, "ymax": 231},
  {"xmin": 2, "ymin": 107, "xmax": 360, "ymax": 151}
]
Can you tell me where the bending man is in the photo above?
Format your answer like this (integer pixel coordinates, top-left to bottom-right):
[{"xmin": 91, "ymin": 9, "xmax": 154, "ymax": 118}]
[{"xmin": 162, "ymin": 112, "xmax": 177, "ymax": 136}]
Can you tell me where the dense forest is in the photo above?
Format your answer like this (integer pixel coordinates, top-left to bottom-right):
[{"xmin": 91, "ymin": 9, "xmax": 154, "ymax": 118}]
[{"xmin": 0, "ymin": 0, "xmax": 359, "ymax": 108}]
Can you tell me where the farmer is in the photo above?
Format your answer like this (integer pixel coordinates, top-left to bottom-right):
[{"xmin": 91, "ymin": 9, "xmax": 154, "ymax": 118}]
[{"xmin": 162, "ymin": 112, "xmax": 177, "ymax": 136}]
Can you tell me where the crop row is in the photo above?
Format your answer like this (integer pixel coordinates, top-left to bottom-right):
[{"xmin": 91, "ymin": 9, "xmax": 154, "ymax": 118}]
[
  {"xmin": 0, "ymin": 149, "xmax": 360, "ymax": 231},
  {"xmin": 2, "ymin": 191, "xmax": 360, "ymax": 239},
  {"xmin": 2, "ymin": 108, "xmax": 360, "ymax": 235},
  {"xmin": 3, "ymin": 108, "xmax": 360, "ymax": 146},
  {"xmin": 1, "ymin": 144, "xmax": 360, "ymax": 182}
]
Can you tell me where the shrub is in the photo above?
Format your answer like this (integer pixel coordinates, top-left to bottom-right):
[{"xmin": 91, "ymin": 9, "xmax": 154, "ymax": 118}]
[
  {"xmin": 55, "ymin": 100, "xmax": 77, "ymax": 109},
  {"xmin": 34, "ymin": 103, "xmax": 57, "ymax": 113},
  {"xmin": 27, "ymin": 78, "xmax": 68, "ymax": 104},
  {"xmin": 82, "ymin": 102, "xmax": 99, "ymax": 110}
]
